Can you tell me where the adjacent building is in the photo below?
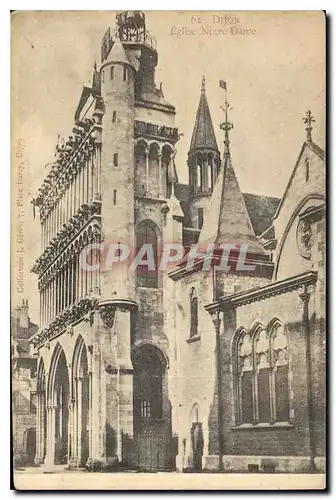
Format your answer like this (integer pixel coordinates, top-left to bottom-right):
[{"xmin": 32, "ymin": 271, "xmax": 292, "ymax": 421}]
[{"xmin": 12, "ymin": 300, "xmax": 38, "ymax": 467}]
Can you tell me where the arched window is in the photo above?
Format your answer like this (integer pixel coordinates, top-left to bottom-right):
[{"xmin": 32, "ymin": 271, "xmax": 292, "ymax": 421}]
[
  {"xmin": 234, "ymin": 322, "xmax": 290, "ymax": 425},
  {"xmin": 305, "ymin": 157, "xmax": 310, "ymax": 182},
  {"xmin": 190, "ymin": 288, "xmax": 198, "ymax": 338},
  {"xmin": 133, "ymin": 345, "xmax": 165, "ymax": 422},
  {"xmin": 208, "ymin": 153, "xmax": 214, "ymax": 190},
  {"xmin": 271, "ymin": 324, "xmax": 290, "ymax": 422},
  {"xmin": 136, "ymin": 221, "xmax": 158, "ymax": 288},
  {"xmin": 196, "ymin": 154, "xmax": 203, "ymax": 191}
]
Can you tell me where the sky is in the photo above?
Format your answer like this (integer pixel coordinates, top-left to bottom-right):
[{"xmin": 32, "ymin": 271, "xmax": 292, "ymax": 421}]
[{"xmin": 11, "ymin": 11, "xmax": 325, "ymax": 324}]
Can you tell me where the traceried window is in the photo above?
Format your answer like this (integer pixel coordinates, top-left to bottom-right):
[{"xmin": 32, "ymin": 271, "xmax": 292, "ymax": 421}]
[
  {"xmin": 136, "ymin": 221, "xmax": 158, "ymax": 288},
  {"xmin": 190, "ymin": 287, "xmax": 198, "ymax": 338},
  {"xmin": 234, "ymin": 322, "xmax": 290, "ymax": 425}
]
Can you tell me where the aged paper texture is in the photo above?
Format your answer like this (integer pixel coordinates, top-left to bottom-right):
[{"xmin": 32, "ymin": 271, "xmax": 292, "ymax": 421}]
[{"xmin": 11, "ymin": 10, "xmax": 326, "ymax": 490}]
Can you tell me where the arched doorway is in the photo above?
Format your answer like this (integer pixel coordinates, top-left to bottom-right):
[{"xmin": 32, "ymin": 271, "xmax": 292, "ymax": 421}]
[
  {"xmin": 189, "ymin": 403, "xmax": 204, "ymax": 472},
  {"xmin": 53, "ymin": 349, "xmax": 70, "ymax": 465},
  {"xmin": 25, "ymin": 428, "xmax": 36, "ymax": 465},
  {"xmin": 72, "ymin": 337, "xmax": 89, "ymax": 467},
  {"xmin": 132, "ymin": 344, "xmax": 173, "ymax": 471}
]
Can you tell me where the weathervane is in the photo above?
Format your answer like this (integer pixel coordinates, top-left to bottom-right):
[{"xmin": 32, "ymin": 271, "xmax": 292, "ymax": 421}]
[
  {"xmin": 303, "ymin": 110, "xmax": 315, "ymax": 142},
  {"xmin": 219, "ymin": 80, "xmax": 233, "ymax": 158}
]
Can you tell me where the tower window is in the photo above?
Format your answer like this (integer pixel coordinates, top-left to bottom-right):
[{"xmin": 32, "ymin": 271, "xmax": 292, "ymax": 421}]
[
  {"xmin": 113, "ymin": 189, "xmax": 117, "ymax": 205},
  {"xmin": 123, "ymin": 67, "xmax": 128, "ymax": 81},
  {"xmin": 136, "ymin": 221, "xmax": 158, "ymax": 288},
  {"xmin": 190, "ymin": 288, "xmax": 198, "ymax": 338},
  {"xmin": 113, "ymin": 153, "xmax": 118, "ymax": 167},
  {"xmin": 198, "ymin": 208, "xmax": 204, "ymax": 229},
  {"xmin": 110, "ymin": 66, "xmax": 114, "ymax": 80},
  {"xmin": 305, "ymin": 157, "xmax": 310, "ymax": 182},
  {"xmin": 112, "ymin": 111, "xmax": 117, "ymax": 123}
]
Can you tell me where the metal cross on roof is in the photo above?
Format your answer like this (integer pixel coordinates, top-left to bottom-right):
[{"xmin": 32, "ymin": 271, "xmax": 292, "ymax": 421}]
[
  {"xmin": 220, "ymin": 101, "xmax": 233, "ymax": 157},
  {"xmin": 303, "ymin": 110, "xmax": 315, "ymax": 142}
]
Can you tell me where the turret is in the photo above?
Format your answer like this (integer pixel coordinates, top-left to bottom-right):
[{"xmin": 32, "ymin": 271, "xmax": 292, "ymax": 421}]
[
  {"xmin": 188, "ymin": 77, "xmax": 221, "ymax": 230},
  {"xmin": 100, "ymin": 36, "xmax": 137, "ymax": 301}
]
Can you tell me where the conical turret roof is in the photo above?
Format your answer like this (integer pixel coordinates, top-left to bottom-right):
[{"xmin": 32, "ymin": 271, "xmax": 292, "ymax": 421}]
[
  {"xmin": 198, "ymin": 152, "xmax": 265, "ymax": 255},
  {"xmin": 104, "ymin": 36, "xmax": 135, "ymax": 68},
  {"xmin": 189, "ymin": 77, "xmax": 219, "ymax": 152}
]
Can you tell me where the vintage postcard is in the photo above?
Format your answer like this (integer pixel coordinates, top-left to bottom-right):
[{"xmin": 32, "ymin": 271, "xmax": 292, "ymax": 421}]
[{"xmin": 11, "ymin": 10, "xmax": 326, "ymax": 490}]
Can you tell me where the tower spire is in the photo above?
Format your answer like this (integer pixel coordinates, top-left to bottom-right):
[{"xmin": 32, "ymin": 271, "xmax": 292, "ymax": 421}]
[
  {"xmin": 189, "ymin": 76, "xmax": 219, "ymax": 152},
  {"xmin": 303, "ymin": 110, "xmax": 315, "ymax": 142},
  {"xmin": 220, "ymin": 82, "xmax": 233, "ymax": 159}
]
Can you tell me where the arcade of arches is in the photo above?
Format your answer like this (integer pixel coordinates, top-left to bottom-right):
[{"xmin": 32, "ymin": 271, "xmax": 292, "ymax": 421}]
[
  {"xmin": 35, "ymin": 338, "xmax": 90, "ymax": 468},
  {"xmin": 35, "ymin": 339, "xmax": 172, "ymax": 470}
]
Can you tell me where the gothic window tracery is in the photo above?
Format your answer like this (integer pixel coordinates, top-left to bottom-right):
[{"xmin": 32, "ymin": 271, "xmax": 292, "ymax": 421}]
[{"xmin": 234, "ymin": 322, "xmax": 290, "ymax": 425}]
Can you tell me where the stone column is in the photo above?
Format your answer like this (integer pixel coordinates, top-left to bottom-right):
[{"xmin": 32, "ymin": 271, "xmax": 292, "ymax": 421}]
[
  {"xmin": 77, "ymin": 376, "xmax": 83, "ymax": 466},
  {"xmin": 87, "ymin": 370, "xmax": 93, "ymax": 468},
  {"xmin": 211, "ymin": 311, "xmax": 224, "ymax": 472},
  {"xmin": 158, "ymin": 152, "xmax": 163, "ymax": 197},
  {"xmin": 34, "ymin": 392, "xmax": 44, "ymax": 465},
  {"xmin": 44, "ymin": 403, "xmax": 56, "ymax": 467},
  {"xmin": 73, "ymin": 379, "xmax": 79, "ymax": 466},
  {"xmin": 145, "ymin": 146, "xmax": 149, "ymax": 195},
  {"xmin": 115, "ymin": 307, "xmax": 134, "ymax": 465},
  {"xmin": 299, "ymin": 287, "xmax": 316, "ymax": 471},
  {"xmin": 68, "ymin": 399, "xmax": 75, "ymax": 467}
]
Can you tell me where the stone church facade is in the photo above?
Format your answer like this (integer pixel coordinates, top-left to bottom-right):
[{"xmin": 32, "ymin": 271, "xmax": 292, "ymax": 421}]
[{"xmin": 30, "ymin": 12, "xmax": 325, "ymax": 473}]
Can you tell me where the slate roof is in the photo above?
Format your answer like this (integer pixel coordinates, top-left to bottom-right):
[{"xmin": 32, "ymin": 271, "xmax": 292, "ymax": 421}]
[
  {"xmin": 243, "ymin": 193, "xmax": 280, "ymax": 237},
  {"xmin": 197, "ymin": 154, "xmax": 265, "ymax": 254}
]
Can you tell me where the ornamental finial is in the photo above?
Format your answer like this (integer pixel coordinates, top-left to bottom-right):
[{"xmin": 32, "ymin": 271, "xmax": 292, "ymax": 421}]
[
  {"xmin": 303, "ymin": 110, "xmax": 315, "ymax": 142},
  {"xmin": 201, "ymin": 75, "xmax": 206, "ymax": 93}
]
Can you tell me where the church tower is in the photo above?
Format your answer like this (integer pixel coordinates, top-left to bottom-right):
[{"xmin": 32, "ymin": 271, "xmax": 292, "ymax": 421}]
[{"xmin": 188, "ymin": 77, "xmax": 221, "ymax": 230}]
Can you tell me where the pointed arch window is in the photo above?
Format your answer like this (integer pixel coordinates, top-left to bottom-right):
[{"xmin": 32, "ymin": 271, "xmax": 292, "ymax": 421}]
[
  {"xmin": 234, "ymin": 322, "xmax": 290, "ymax": 425},
  {"xmin": 190, "ymin": 288, "xmax": 198, "ymax": 338},
  {"xmin": 136, "ymin": 221, "xmax": 158, "ymax": 288}
]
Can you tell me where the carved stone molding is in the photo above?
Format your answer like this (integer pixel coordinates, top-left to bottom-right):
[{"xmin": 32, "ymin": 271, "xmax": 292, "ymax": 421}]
[
  {"xmin": 297, "ymin": 219, "xmax": 312, "ymax": 259},
  {"xmin": 31, "ymin": 296, "xmax": 99, "ymax": 349},
  {"xmin": 99, "ymin": 304, "xmax": 116, "ymax": 329}
]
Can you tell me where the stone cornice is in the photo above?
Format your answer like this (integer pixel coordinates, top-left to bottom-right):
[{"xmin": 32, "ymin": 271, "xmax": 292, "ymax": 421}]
[
  {"xmin": 135, "ymin": 100, "xmax": 175, "ymax": 115},
  {"xmin": 31, "ymin": 296, "xmax": 100, "ymax": 349},
  {"xmin": 31, "ymin": 297, "xmax": 138, "ymax": 350},
  {"xmin": 134, "ymin": 120, "xmax": 179, "ymax": 143},
  {"xmin": 205, "ymin": 270, "xmax": 318, "ymax": 314},
  {"xmin": 168, "ymin": 254, "xmax": 274, "ymax": 282}
]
